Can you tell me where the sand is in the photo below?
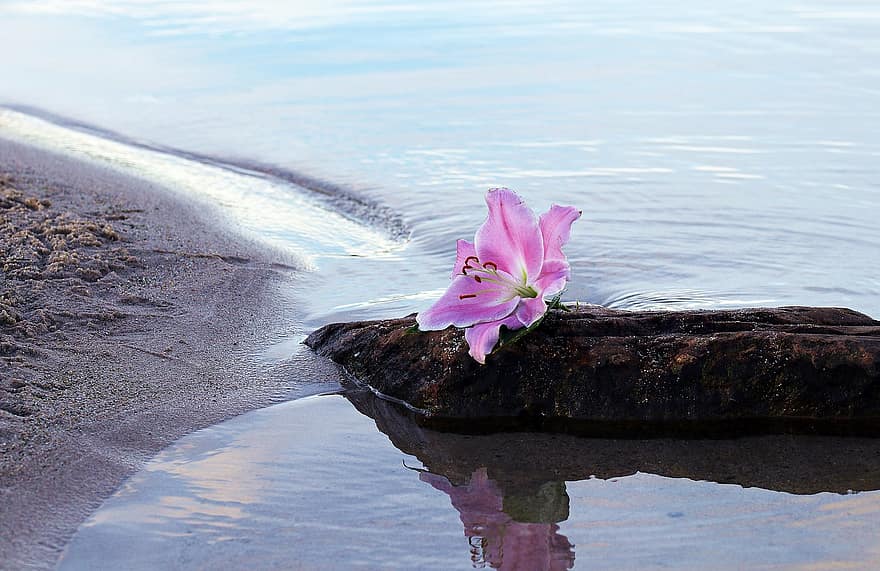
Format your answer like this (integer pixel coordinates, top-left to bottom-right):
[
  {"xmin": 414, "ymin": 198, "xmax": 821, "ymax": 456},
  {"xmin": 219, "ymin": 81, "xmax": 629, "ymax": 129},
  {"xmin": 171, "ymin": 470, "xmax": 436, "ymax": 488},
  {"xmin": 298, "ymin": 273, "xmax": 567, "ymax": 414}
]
[{"xmin": 0, "ymin": 138, "xmax": 304, "ymax": 569}]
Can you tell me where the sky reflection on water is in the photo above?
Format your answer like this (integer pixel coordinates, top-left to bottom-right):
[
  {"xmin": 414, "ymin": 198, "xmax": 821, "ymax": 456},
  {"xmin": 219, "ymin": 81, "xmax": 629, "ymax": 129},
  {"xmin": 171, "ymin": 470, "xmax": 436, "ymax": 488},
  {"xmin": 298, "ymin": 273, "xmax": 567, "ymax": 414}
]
[{"xmin": 59, "ymin": 394, "xmax": 880, "ymax": 570}]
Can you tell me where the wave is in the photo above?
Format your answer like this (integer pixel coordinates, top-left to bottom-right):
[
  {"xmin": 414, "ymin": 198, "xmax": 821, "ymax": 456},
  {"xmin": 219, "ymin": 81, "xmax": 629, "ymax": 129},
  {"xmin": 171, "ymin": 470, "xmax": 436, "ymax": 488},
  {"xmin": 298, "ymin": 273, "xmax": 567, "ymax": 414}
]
[{"xmin": 0, "ymin": 105, "xmax": 408, "ymax": 269}]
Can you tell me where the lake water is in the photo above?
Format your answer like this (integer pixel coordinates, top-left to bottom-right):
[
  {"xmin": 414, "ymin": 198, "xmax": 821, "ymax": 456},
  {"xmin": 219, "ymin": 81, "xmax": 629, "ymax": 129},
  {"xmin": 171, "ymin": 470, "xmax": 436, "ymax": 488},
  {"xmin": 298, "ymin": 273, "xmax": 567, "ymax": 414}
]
[
  {"xmin": 55, "ymin": 393, "xmax": 880, "ymax": 570},
  {"xmin": 1, "ymin": 1, "xmax": 879, "ymax": 569}
]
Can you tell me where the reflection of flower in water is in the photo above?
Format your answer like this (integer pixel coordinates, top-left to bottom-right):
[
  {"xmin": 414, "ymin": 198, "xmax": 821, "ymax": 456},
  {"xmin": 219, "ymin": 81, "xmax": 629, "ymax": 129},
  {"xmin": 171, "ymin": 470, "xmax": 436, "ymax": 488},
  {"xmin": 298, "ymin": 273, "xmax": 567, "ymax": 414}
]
[{"xmin": 421, "ymin": 467, "xmax": 575, "ymax": 570}]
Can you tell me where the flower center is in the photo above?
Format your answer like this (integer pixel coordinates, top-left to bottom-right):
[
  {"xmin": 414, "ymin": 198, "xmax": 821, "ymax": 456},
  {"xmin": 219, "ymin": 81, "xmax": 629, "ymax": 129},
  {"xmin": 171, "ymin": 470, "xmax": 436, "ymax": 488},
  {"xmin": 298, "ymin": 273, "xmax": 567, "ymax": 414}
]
[{"xmin": 459, "ymin": 256, "xmax": 538, "ymax": 300}]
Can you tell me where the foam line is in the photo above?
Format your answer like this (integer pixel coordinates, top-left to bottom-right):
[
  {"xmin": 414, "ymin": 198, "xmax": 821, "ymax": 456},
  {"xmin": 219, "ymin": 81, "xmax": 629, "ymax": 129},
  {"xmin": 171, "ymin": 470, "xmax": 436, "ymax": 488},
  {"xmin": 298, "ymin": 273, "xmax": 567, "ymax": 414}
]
[{"xmin": 0, "ymin": 108, "xmax": 401, "ymax": 269}]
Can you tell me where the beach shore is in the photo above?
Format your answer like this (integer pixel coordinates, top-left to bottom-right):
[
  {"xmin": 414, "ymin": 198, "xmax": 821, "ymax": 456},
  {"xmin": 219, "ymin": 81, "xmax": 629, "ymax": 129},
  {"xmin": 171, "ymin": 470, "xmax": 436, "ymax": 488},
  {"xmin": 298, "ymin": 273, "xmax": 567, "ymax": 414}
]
[{"xmin": 0, "ymin": 138, "xmax": 300, "ymax": 569}]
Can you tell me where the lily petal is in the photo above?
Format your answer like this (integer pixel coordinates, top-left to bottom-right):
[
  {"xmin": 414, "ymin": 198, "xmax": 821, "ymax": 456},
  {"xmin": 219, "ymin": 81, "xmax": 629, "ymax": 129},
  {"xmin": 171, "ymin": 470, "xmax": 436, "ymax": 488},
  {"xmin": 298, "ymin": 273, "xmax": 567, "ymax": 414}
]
[
  {"xmin": 417, "ymin": 275, "xmax": 520, "ymax": 330},
  {"xmin": 515, "ymin": 296, "xmax": 547, "ymax": 328},
  {"xmin": 474, "ymin": 188, "xmax": 544, "ymax": 282},
  {"xmin": 539, "ymin": 205, "xmax": 581, "ymax": 262},
  {"xmin": 464, "ymin": 314, "xmax": 523, "ymax": 364},
  {"xmin": 451, "ymin": 239, "xmax": 477, "ymax": 278},
  {"xmin": 536, "ymin": 258, "xmax": 571, "ymax": 297}
]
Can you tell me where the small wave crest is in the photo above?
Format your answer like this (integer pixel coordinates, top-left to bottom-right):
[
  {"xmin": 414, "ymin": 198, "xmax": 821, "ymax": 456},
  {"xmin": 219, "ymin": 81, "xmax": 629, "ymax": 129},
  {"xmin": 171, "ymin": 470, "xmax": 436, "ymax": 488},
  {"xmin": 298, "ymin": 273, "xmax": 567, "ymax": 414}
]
[{"xmin": 0, "ymin": 107, "xmax": 407, "ymax": 270}]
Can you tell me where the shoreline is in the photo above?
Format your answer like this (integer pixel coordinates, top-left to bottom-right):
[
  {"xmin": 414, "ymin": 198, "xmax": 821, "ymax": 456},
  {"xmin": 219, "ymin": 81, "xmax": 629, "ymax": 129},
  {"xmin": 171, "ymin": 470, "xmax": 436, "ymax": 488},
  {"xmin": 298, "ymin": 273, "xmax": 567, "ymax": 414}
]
[{"xmin": 0, "ymin": 138, "xmax": 305, "ymax": 568}]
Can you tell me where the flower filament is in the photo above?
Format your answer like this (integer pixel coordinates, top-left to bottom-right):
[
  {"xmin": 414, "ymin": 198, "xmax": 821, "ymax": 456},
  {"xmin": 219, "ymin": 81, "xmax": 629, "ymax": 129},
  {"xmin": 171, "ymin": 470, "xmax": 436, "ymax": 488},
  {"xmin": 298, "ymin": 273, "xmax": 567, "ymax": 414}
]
[{"xmin": 459, "ymin": 256, "xmax": 538, "ymax": 300}]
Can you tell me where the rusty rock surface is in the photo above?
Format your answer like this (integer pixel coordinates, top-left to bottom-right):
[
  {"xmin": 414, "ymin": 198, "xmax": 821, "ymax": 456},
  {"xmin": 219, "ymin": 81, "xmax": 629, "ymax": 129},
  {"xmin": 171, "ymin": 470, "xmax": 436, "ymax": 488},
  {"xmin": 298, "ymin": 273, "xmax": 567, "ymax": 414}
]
[{"xmin": 305, "ymin": 306, "xmax": 880, "ymax": 432}]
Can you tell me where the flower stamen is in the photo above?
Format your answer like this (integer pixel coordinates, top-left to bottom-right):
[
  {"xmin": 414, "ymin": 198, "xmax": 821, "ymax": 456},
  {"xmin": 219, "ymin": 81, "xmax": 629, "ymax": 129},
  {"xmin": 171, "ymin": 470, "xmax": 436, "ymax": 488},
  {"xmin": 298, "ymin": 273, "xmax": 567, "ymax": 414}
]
[
  {"xmin": 461, "ymin": 256, "xmax": 480, "ymax": 275},
  {"xmin": 459, "ymin": 253, "xmax": 540, "ymax": 300}
]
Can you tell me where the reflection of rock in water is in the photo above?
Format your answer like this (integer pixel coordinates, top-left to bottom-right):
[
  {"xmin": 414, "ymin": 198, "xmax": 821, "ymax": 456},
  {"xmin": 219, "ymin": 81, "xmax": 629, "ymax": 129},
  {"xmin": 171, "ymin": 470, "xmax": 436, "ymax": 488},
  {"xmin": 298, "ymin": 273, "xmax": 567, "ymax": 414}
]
[
  {"xmin": 345, "ymin": 389, "xmax": 880, "ymax": 496},
  {"xmin": 422, "ymin": 468, "xmax": 575, "ymax": 571}
]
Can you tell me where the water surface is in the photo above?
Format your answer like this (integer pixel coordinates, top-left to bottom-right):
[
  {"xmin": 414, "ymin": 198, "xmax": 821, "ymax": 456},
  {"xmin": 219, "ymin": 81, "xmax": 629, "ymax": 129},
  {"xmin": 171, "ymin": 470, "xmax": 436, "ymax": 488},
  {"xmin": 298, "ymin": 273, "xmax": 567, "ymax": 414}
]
[
  {"xmin": 1, "ymin": 0, "xmax": 879, "ymax": 321},
  {"xmin": 59, "ymin": 393, "xmax": 880, "ymax": 570}
]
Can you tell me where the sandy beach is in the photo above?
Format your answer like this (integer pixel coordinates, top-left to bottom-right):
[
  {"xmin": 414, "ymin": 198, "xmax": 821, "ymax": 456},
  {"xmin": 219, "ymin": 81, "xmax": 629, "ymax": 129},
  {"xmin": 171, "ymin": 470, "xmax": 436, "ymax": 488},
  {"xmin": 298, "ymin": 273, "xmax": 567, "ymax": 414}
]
[{"xmin": 0, "ymin": 138, "xmax": 300, "ymax": 569}]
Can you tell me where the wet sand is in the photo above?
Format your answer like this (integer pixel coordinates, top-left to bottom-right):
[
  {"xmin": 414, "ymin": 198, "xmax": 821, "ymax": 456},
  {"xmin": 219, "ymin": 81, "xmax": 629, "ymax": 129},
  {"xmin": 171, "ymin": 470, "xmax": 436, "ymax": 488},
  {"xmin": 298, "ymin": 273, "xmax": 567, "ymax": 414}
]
[{"xmin": 0, "ymin": 138, "xmax": 300, "ymax": 569}]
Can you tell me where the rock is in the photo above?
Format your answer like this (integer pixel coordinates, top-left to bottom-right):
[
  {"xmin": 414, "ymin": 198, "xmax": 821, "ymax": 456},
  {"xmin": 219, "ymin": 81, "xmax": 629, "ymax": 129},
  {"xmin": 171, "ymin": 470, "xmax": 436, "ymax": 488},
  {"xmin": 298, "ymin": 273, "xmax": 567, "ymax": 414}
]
[{"xmin": 306, "ymin": 306, "xmax": 880, "ymax": 434}]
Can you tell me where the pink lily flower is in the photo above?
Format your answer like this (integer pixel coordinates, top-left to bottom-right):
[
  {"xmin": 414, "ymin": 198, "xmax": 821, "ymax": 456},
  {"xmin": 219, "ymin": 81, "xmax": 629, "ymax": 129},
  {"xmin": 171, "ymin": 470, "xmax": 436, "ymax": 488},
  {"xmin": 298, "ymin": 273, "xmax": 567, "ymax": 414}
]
[{"xmin": 417, "ymin": 188, "xmax": 581, "ymax": 364}]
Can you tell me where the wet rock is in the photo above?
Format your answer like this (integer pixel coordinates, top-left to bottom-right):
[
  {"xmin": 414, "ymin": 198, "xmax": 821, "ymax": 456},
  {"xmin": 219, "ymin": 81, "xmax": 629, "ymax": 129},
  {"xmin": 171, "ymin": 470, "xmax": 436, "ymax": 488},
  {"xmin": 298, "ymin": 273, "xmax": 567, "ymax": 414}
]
[{"xmin": 306, "ymin": 306, "xmax": 880, "ymax": 433}]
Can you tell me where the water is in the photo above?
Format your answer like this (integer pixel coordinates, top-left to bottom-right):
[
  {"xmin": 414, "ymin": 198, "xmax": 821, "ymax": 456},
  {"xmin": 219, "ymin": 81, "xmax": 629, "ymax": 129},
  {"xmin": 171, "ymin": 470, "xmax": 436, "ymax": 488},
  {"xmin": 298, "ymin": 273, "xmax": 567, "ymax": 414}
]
[
  {"xmin": 2, "ymin": 0, "xmax": 879, "ymax": 320},
  {"xmin": 1, "ymin": 1, "xmax": 879, "ymax": 568},
  {"xmin": 58, "ymin": 393, "xmax": 880, "ymax": 570}
]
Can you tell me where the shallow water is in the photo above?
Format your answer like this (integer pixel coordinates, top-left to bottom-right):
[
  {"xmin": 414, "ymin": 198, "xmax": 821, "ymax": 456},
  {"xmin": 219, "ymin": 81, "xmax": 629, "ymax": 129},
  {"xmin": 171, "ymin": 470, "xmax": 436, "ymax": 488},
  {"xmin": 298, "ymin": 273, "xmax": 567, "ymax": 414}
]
[
  {"xmin": 59, "ymin": 393, "xmax": 880, "ymax": 570},
  {"xmin": 1, "ymin": 1, "xmax": 879, "ymax": 568}
]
